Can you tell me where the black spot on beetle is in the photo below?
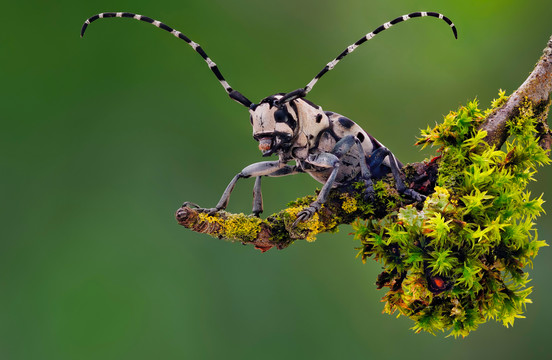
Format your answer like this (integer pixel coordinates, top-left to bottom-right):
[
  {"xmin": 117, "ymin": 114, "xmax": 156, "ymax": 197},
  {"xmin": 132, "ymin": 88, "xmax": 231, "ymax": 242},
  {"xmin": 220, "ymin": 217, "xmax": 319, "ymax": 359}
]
[
  {"xmin": 368, "ymin": 133, "xmax": 382, "ymax": 149},
  {"xmin": 302, "ymin": 99, "xmax": 320, "ymax": 109},
  {"xmin": 274, "ymin": 109, "xmax": 287, "ymax": 123},
  {"xmin": 250, "ymin": 116, "xmax": 253, "ymax": 125},
  {"xmin": 338, "ymin": 117, "xmax": 354, "ymax": 128},
  {"xmin": 289, "ymin": 101, "xmax": 299, "ymax": 117},
  {"xmin": 287, "ymin": 118, "xmax": 297, "ymax": 130},
  {"xmin": 357, "ymin": 132, "xmax": 365, "ymax": 142},
  {"xmin": 316, "ymin": 114, "xmax": 323, "ymax": 123}
]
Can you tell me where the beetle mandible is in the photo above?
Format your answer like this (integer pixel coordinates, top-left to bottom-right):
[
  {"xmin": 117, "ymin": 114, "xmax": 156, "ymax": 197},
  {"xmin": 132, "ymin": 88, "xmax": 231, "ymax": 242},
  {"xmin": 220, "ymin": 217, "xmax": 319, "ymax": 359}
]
[{"xmin": 81, "ymin": 11, "xmax": 457, "ymax": 226}]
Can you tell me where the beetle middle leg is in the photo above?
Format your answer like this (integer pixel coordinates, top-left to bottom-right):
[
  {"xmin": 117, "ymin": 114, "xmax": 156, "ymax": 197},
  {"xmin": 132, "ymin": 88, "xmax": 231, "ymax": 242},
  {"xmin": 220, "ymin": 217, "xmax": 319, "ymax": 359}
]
[{"xmin": 294, "ymin": 135, "xmax": 370, "ymax": 225}]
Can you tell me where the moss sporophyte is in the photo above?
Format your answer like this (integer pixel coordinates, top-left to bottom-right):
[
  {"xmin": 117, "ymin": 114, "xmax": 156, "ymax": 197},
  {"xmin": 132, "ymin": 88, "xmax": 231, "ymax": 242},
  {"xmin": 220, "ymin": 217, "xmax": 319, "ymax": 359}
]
[{"xmin": 354, "ymin": 93, "xmax": 549, "ymax": 337}]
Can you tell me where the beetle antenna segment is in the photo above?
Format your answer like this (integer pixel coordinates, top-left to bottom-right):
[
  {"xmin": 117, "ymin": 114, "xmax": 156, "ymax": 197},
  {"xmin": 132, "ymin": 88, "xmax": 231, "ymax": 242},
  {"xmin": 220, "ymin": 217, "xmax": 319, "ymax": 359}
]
[
  {"xmin": 301, "ymin": 11, "xmax": 458, "ymax": 96},
  {"xmin": 80, "ymin": 12, "xmax": 253, "ymax": 108}
]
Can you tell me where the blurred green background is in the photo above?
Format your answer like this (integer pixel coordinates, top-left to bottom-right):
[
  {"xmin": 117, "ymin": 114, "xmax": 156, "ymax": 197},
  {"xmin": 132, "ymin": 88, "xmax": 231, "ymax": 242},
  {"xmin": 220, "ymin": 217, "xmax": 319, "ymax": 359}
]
[{"xmin": 2, "ymin": 0, "xmax": 552, "ymax": 359}]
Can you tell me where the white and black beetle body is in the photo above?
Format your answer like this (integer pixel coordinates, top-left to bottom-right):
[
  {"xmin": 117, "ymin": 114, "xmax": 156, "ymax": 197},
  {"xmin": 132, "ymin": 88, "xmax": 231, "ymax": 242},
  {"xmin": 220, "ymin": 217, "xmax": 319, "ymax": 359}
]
[{"xmin": 81, "ymin": 11, "xmax": 457, "ymax": 225}]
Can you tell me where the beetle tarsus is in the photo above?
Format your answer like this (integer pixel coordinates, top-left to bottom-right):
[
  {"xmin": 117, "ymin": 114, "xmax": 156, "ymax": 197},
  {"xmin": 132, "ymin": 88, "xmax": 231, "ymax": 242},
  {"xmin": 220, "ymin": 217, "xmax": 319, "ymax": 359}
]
[
  {"xmin": 292, "ymin": 202, "xmax": 321, "ymax": 227},
  {"xmin": 181, "ymin": 201, "xmax": 200, "ymax": 209}
]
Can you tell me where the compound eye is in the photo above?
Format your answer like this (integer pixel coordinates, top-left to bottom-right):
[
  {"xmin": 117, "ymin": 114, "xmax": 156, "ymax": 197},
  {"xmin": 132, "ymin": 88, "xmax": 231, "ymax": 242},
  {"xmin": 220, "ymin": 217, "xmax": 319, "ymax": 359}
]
[{"xmin": 274, "ymin": 109, "xmax": 287, "ymax": 123}]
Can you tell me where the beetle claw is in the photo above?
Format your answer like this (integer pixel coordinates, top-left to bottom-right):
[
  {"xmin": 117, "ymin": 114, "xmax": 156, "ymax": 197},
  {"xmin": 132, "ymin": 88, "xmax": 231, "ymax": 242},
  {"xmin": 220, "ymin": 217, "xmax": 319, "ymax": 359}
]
[
  {"xmin": 292, "ymin": 203, "xmax": 321, "ymax": 227},
  {"xmin": 180, "ymin": 202, "xmax": 223, "ymax": 215},
  {"xmin": 185, "ymin": 206, "xmax": 222, "ymax": 215},
  {"xmin": 181, "ymin": 201, "xmax": 200, "ymax": 209},
  {"xmin": 204, "ymin": 207, "xmax": 222, "ymax": 215}
]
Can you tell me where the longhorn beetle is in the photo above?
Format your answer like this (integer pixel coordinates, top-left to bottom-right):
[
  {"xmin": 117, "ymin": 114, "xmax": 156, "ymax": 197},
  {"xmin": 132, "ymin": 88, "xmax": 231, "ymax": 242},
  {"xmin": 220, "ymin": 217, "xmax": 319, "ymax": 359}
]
[{"xmin": 81, "ymin": 11, "xmax": 457, "ymax": 226}]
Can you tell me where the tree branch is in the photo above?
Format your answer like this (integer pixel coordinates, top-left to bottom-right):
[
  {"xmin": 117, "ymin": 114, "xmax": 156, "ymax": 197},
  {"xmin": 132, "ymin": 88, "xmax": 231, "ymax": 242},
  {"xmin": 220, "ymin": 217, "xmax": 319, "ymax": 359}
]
[
  {"xmin": 480, "ymin": 35, "xmax": 552, "ymax": 150},
  {"xmin": 176, "ymin": 35, "xmax": 552, "ymax": 251}
]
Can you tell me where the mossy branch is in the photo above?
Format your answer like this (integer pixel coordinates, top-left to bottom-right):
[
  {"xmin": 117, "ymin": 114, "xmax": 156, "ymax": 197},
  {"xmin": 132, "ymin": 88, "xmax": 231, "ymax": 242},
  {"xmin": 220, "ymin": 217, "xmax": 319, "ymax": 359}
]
[
  {"xmin": 176, "ymin": 161, "xmax": 439, "ymax": 252},
  {"xmin": 176, "ymin": 34, "xmax": 552, "ymax": 252},
  {"xmin": 480, "ymin": 35, "xmax": 552, "ymax": 151}
]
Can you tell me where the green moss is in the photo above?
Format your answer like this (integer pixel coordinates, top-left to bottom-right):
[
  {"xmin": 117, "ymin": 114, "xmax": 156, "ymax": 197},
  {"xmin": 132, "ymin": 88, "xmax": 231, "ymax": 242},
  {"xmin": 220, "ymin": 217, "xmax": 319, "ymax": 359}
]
[{"xmin": 355, "ymin": 92, "xmax": 550, "ymax": 337}]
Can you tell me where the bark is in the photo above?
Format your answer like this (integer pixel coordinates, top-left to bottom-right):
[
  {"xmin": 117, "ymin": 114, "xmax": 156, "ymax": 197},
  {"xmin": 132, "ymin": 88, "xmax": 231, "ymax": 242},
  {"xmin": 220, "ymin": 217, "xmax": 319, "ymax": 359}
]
[
  {"xmin": 176, "ymin": 35, "xmax": 552, "ymax": 251},
  {"xmin": 480, "ymin": 35, "xmax": 552, "ymax": 151}
]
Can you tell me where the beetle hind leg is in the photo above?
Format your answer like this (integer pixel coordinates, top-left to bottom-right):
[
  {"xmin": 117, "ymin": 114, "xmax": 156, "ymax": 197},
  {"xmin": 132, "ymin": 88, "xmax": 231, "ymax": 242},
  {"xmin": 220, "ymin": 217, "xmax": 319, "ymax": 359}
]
[{"xmin": 368, "ymin": 147, "xmax": 426, "ymax": 202}]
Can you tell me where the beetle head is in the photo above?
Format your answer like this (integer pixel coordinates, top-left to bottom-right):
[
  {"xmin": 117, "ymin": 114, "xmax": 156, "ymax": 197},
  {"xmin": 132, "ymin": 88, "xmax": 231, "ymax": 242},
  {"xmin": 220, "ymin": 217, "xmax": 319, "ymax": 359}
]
[{"xmin": 249, "ymin": 94, "xmax": 297, "ymax": 157}]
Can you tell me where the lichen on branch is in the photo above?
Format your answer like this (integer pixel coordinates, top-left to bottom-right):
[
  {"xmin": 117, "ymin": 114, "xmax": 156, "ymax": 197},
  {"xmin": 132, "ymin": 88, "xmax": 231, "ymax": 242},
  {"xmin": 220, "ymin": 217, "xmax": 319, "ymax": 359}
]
[{"xmin": 176, "ymin": 179, "xmax": 424, "ymax": 252}]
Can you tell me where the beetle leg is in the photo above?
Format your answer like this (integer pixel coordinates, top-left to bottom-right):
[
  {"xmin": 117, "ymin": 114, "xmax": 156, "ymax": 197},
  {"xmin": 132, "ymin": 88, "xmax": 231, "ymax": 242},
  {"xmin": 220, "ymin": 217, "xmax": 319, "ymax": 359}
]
[
  {"xmin": 367, "ymin": 147, "xmax": 426, "ymax": 202},
  {"xmin": 295, "ymin": 134, "xmax": 374, "ymax": 225},
  {"xmin": 332, "ymin": 135, "xmax": 376, "ymax": 199},
  {"xmin": 202, "ymin": 161, "xmax": 283, "ymax": 214},
  {"xmin": 295, "ymin": 134, "xmax": 378, "ymax": 226},
  {"xmin": 181, "ymin": 201, "xmax": 200, "ymax": 208},
  {"xmin": 354, "ymin": 137, "xmax": 378, "ymax": 199},
  {"xmin": 251, "ymin": 176, "xmax": 263, "ymax": 217},
  {"xmin": 193, "ymin": 161, "xmax": 301, "ymax": 215},
  {"xmin": 251, "ymin": 164, "xmax": 303, "ymax": 216}
]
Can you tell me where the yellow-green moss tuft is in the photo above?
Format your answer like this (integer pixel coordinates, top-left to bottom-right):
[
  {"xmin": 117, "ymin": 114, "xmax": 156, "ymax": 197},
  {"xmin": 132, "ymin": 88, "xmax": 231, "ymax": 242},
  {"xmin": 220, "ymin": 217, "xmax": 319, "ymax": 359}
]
[{"xmin": 355, "ymin": 91, "xmax": 550, "ymax": 337}]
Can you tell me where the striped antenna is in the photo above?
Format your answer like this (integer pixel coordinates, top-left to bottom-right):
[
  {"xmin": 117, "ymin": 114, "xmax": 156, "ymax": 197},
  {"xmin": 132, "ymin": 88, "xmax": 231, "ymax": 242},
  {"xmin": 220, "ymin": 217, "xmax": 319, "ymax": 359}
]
[
  {"xmin": 81, "ymin": 12, "xmax": 253, "ymax": 108},
  {"xmin": 281, "ymin": 11, "xmax": 457, "ymax": 103}
]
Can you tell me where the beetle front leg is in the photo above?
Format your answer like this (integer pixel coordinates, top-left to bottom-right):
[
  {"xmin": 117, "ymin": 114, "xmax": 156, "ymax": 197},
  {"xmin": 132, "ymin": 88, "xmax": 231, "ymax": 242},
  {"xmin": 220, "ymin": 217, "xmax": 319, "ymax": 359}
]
[
  {"xmin": 251, "ymin": 176, "xmax": 263, "ymax": 217},
  {"xmin": 189, "ymin": 161, "xmax": 300, "ymax": 215},
  {"xmin": 196, "ymin": 161, "xmax": 284, "ymax": 214}
]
